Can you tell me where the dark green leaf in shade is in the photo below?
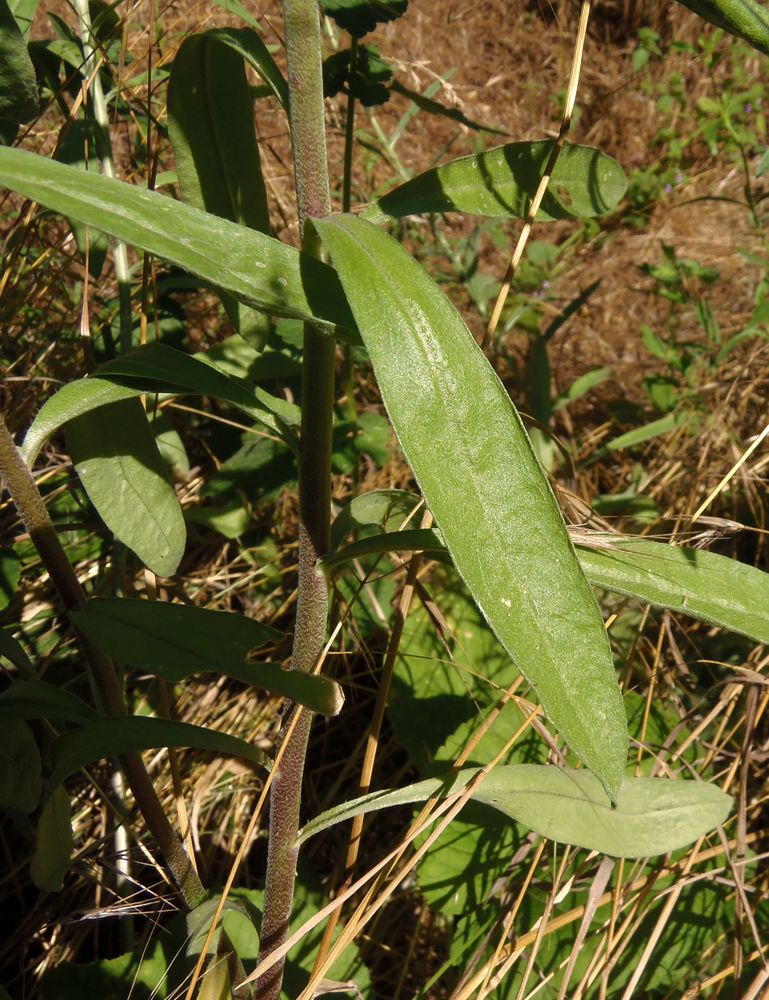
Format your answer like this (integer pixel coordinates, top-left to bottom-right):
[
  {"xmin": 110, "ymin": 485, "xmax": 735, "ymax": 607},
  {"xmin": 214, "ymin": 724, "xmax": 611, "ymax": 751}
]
[
  {"xmin": 71, "ymin": 598, "xmax": 344, "ymax": 716},
  {"xmin": 675, "ymin": 0, "xmax": 769, "ymax": 55},
  {"xmin": 0, "ymin": 0, "xmax": 38, "ymax": 123},
  {"xmin": 0, "ymin": 718, "xmax": 41, "ymax": 812},
  {"xmin": 362, "ymin": 141, "xmax": 627, "ymax": 224},
  {"xmin": 314, "ymin": 215, "xmax": 627, "ymax": 800},
  {"xmin": 0, "ymin": 148, "xmax": 358, "ymax": 340},
  {"xmin": 0, "ymin": 627, "xmax": 34, "ymax": 674},
  {"xmin": 66, "ymin": 398, "xmax": 187, "ymax": 577},
  {"xmin": 47, "ymin": 715, "xmax": 271, "ymax": 791},
  {"xmin": 0, "ymin": 548, "xmax": 20, "ymax": 609},
  {"xmin": 323, "ymin": 44, "xmax": 393, "ymax": 106},
  {"xmin": 0, "ymin": 680, "xmax": 98, "ymax": 723},
  {"xmin": 321, "ymin": 0, "xmax": 407, "ymax": 38},
  {"xmin": 30, "ymin": 785, "xmax": 73, "ymax": 891},
  {"xmin": 168, "ymin": 30, "xmax": 275, "ymax": 348},
  {"xmin": 298, "ymin": 765, "xmax": 732, "ymax": 858}
]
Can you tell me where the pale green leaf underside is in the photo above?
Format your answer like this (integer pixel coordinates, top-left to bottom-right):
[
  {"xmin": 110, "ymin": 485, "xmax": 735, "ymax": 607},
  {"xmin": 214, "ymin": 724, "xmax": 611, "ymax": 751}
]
[
  {"xmin": 577, "ymin": 537, "xmax": 769, "ymax": 644},
  {"xmin": 675, "ymin": 0, "xmax": 769, "ymax": 56},
  {"xmin": 48, "ymin": 715, "xmax": 271, "ymax": 792},
  {"xmin": 0, "ymin": 148, "xmax": 357, "ymax": 339},
  {"xmin": 298, "ymin": 764, "xmax": 732, "ymax": 858},
  {"xmin": 362, "ymin": 141, "xmax": 627, "ymax": 224},
  {"xmin": 67, "ymin": 399, "xmax": 186, "ymax": 577},
  {"xmin": 71, "ymin": 598, "xmax": 343, "ymax": 717},
  {"xmin": 315, "ymin": 215, "xmax": 627, "ymax": 801}
]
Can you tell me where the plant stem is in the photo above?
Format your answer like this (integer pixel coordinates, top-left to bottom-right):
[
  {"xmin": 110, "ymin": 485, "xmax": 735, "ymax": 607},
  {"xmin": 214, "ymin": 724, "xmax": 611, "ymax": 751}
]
[
  {"xmin": 0, "ymin": 415, "xmax": 205, "ymax": 908},
  {"xmin": 256, "ymin": 1, "xmax": 334, "ymax": 996}
]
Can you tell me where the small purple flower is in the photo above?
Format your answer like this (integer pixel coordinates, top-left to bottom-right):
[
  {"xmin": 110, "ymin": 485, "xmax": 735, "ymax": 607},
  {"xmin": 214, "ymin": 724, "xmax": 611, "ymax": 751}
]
[
  {"xmin": 746, "ymin": 102, "xmax": 753, "ymax": 114},
  {"xmin": 663, "ymin": 183, "xmax": 673, "ymax": 194},
  {"xmin": 674, "ymin": 172, "xmax": 683, "ymax": 184},
  {"xmin": 541, "ymin": 280, "xmax": 550, "ymax": 289}
]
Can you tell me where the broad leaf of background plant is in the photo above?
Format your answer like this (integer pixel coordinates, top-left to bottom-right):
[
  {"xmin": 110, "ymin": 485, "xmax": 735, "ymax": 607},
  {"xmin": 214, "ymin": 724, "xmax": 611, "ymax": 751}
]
[
  {"xmin": 71, "ymin": 598, "xmax": 343, "ymax": 716},
  {"xmin": 299, "ymin": 765, "xmax": 731, "ymax": 858},
  {"xmin": 0, "ymin": 148, "xmax": 358, "ymax": 339},
  {"xmin": 0, "ymin": 718, "xmax": 41, "ymax": 812},
  {"xmin": 362, "ymin": 141, "xmax": 627, "ymax": 224},
  {"xmin": 30, "ymin": 785, "xmax": 72, "ymax": 891},
  {"xmin": 675, "ymin": 0, "xmax": 769, "ymax": 55},
  {"xmin": 9, "ymin": 0, "xmax": 39, "ymax": 41},
  {"xmin": 315, "ymin": 215, "xmax": 627, "ymax": 799},
  {"xmin": 0, "ymin": 0, "xmax": 38, "ymax": 123},
  {"xmin": 321, "ymin": 0, "xmax": 407, "ymax": 37},
  {"xmin": 0, "ymin": 680, "xmax": 98, "ymax": 723},
  {"xmin": 168, "ymin": 30, "xmax": 273, "ymax": 347},
  {"xmin": 66, "ymin": 398, "xmax": 186, "ymax": 577}
]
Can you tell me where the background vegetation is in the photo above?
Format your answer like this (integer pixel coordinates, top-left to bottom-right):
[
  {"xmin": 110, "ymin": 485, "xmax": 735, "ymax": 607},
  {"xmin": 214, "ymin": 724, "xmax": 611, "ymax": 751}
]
[{"xmin": 1, "ymin": 0, "xmax": 768, "ymax": 996}]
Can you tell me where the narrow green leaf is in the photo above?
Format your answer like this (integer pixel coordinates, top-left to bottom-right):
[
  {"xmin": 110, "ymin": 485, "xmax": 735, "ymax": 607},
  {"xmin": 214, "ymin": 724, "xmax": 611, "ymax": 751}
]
[
  {"xmin": 321, "ymin": 528, "xmax": 443, "ymax": 572},
  {"xmin": 0, "ymin": 0, "xmax": 38, "ymax": 123},
  {"xmin": 0, "ymin": 718, "xmax": 41, "ymax": 812},
  {"xmin": 56, "ymin": 119, "xmax": 109, "ymax": 279},
  {"xmin": 578, "ymin": 537, "xmax": 769, "ymax": 645},
  {"xmin": 0, "ymin": 547, "xmax": 21, "ymax": 609},
  {"xmin": 362, "ymin": 141, "xmax": 627, "ymax": 224},
  {"xmin": 30, "ymin": 785, "xmax": 73, "ymax": 891},
  {"xmin": 21, "ymin": 344, "xmax": 299, "ymax": 469},
  {"xmin": 0, "ymin": 148, "xmax": 358, "ymax": 340},
  {"xmin": 0, "ymin": 627, "xmax": 33, "ymax": 674},
  {"xmin": 201, "ymin": 27, "xmax": 288, "ymax": 107},
  {"xmin": 675, "ymin": 0, "xmax": 769, "ymax": 55},
  {"xmin": 315, "ymin": 215, "xmax": 627, "ymax": 800},
  {"xmin": 0, "ymin": 680, "xmax": 98, "ymax": 723},
  {"xmin": 298, "ymin": 765, "xmax": 732, "ymax": 858},
  {"xmin": 604, "ymin": 412, "xmax": 688, "ymax": 452},
  {"xmin": 66, "ymin": 398, "xmax": 187, "ymax": 577},
  {"xmin": 168, "ymin": 30, "xmax": 275, "ymax": 348},
  {"xmin": 47, "ymin": 715, "xmax": 271, "ymax": 791},
  {"xmin": 71, "ymin": 598, "xmax": 344, "ymax": 717}
]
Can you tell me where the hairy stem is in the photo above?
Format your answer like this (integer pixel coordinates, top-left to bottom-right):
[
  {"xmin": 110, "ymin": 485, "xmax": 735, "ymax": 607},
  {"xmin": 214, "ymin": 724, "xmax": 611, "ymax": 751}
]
[
  {"xmin": 0, "ymin": 415, "xmax": 205, "ymax": 908},
  {"xmin": 256, "ymin": 0, "xmax": 334, "ymax": 995}
]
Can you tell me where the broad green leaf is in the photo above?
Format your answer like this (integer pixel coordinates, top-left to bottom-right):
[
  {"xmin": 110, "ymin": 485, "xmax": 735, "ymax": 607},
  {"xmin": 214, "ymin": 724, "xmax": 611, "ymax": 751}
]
[
  {"xmin": 66, "ymin": 398, "xmax": 186, "ymax": 577},
  {"xmin": 321, "ymin": 0, "xmax": 407, "ymax": 37},
  {"xmin": 0, "ymin": 148, "xmax": 358, "ymax": 340},
  {"xmin": 329, "ymin": 488, "xmax": 422, "ymax": 550},
  {"xmin": 314, "ymin": 215, "xmax": 627, "ymax": 800},
  {"xmin": 298, "ymin": 764, "xmax": 732, "ymax": 858},
  {"xmin": 578, "ymin": 537, "xmax": 769, "ymax": 645},
  {"xmin": 0, "ymin": 718, "xmax": 41, "ymax": 812},
  {"xmin": 0, "ymin": 679, "xmax": 98, "ymax": 723},
  {"xmin": 0, "ymin": 0, "xmax": 38, "ymax": 123},
  {"xmin": 675, "ymin": 0, "xmax": 769, "ymax": 55},
  {"xmin": 21, "ymin": 343, "xmax": 299, "ymax": 468},
  {"xmin": 71, "ymin": 598, "xmax": 343, "ymax": 716},
  {"xmin": 195, "ymin": 27, "xmax": 288, "ymax": 107},
  {"xmin": 30, "ymin": 785, "xmax": 73, "ymax": 891},
  {"xmin": 362, "ymin": 141, "xmax": 627, "ymax": 224},
  {"xmin": 9, "ymin": 0, "xmax": 40, "ymax": 41},
  {"xmin": 168, "ymin": 29, "xmax": 275, "ymax": 348},
  {"xmin": 186, "ymin": 894, "xmax": 260, "ymax": 959},
  {"xmin": 47, "ymin": 714, "xmax": 271, "ymax": 790}
]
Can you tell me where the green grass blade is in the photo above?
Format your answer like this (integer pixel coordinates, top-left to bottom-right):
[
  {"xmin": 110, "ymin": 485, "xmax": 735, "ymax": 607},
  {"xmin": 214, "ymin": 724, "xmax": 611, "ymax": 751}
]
[
  {"xmin": 362, "ymin": 141, "xmax": 627, "ymax": 224},
  {"xmin": 315, "ymin": 214, "xmax": 627, "ymax": 800},
  {"xmin": 0, "ymin": 147, "xmax": 358, "ymax": 340}
]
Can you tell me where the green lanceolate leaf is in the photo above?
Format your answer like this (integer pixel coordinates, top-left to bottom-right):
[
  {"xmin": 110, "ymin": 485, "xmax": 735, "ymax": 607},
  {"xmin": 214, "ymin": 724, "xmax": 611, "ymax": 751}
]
[
  {"xmin": 47, "ymin": 715, "xmax": 271, "ymax": 791},
  {"xmin": 298, "ymin": 764, "xmax": 732, "ymax": 858},
  {"xmin": 315, "ymin": 215, "xmax": 627, "ymax": 800},
  {"xmin": 71, "ymin": 598, "xmax": 344, "ymax": 716},
  {"xmin": 0, "ymin": 0, "xmax": 38, "ymax": 123},
  {"xmin": 56, "ymin": 119, "xmax": 109, "ymax": 279},
  {"xmin": 66, "ymin": 398, "xmax": 186, "ymax": 577},
  {"xmin": 21, "ymin": 344, "xmax": 299, "ymax": 468},
  {"xmin": 675, "ymin": 0, "xmax": 769, "ymax": 56},
  {"xmin": 169, "ymin": 29, "xmax": 275, "ymax": 348},
  {"xmin": 0, "ymin": 680, "xmax": 98, "ymax": 724},
  {"xmin": 195, "ymin": 27, "xmax": 288, "ymax": 107},
  {"xmin": 30, "ymin": 785, "xmax": 73, "ymax": 891},
  {"xmin": 362, "ymin": 141, "xmax": 627, "ymax": 224},
  {"xmin": 0, "ymin": 148, "xmax": 358, "ymax": 339},
  {"xmin": 577, "ymin": 537, "xmax": 769, "ymax": 645},
  {"xmin": 321, "ymin": 528, "xmax": 442, "ymax": 572},
  {"xmin": 0, "ymin": 718, "xmax": 41, "ymax": 812}
]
